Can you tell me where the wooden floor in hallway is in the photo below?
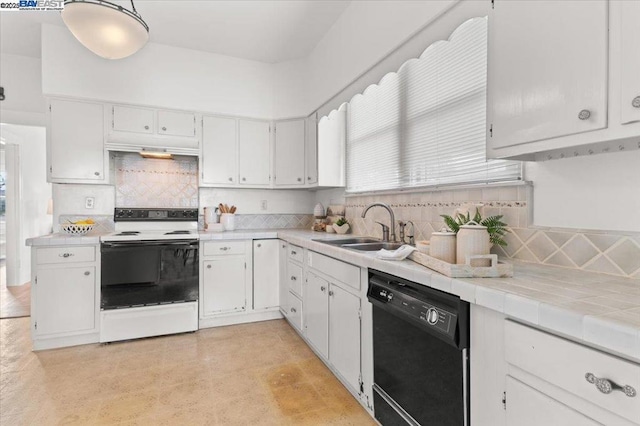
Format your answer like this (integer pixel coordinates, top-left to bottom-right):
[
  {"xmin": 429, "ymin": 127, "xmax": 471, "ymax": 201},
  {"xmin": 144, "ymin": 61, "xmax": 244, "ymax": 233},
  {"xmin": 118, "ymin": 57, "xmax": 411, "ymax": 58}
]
[{"xmin": 0, "ymin": 317, "xmax": 375, "ymax": 425}]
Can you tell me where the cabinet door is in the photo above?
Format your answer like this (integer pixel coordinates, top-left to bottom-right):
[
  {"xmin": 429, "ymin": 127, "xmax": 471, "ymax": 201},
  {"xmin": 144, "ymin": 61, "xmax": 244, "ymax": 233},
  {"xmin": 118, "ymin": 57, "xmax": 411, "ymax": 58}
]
[
  {"xmin": 279, "ymin": 241, "xmax": 289, "ymax": 315},
  {"xmin": 329, "ymin": 284, "xmax": 361, "ymax": 391},
  {"xmin": 34, "ymin": 266, "xmax": 96, "ymax": 336},
  {"xmin": 157, "ymin": 110, "xmax": 196, "ymax": 137},
  {"xmin": 274, "ymin": 120, "xmax": 305, "ymax": 186},
  {"xmin": 488, "ymin": 0, "xmax": 608, "ymax": 149},
  {"xmin": 238, "ymin": 119, "xmax": 271, "ymax": 185},
  {"xmin": 201, "ymin": 116, "xmax": 238, "ymax": 185},
  {"xmin": 253, "ymin": 240, "xmax": 279, "ymax": 310},
  {"xmin": 202, "ymin": 257, "xmax": 246, "ymax": 315},
  {"xmin": 305, "ymin": 271, "xmax": 329, "ymax": 358},
  {"xmin": 505, "ymin": 377, "xmax": 601, "ymax": 426},
  {"xmin": 49, "ymin": 99, "xmax": 105, "ymax": 181},
  {"xmin": 620, "ymin": 0, "xmax": 640, "ymax": 124},
  {"xmin": 305, "ymin": 114, "xmax": 318, "ymax": 185},
  {"xmin": 112, "ymin": 105, "xmax": 154, "ymax": 134}
]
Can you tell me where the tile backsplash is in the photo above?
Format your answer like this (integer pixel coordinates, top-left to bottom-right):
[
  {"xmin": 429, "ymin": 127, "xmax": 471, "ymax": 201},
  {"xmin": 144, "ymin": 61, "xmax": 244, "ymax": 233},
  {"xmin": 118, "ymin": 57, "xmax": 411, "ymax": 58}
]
[
  {"xmin": 231, "ymin": 214, "xmax": 313, "ymax": 230},
  {"xmin": 345, "ymin": 184, "xmax": 640, "ymax": 279},
  {"xmin": 115, "ymin": 153, "xmax": 198, "ymax": 208}
]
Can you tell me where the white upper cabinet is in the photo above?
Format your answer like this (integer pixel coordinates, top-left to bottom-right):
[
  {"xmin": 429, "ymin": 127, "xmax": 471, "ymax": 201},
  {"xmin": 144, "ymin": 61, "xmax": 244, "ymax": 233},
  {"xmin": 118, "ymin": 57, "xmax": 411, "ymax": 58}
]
[
  {"xmin": 620, "ymin": 0, "xmax": 640, "ymax": 125},
  {"xmin": 238, "ymin": 119, "xmax": 271, "ymax": 186},
  {"xmin": 317, "ymin": 104, "xmax": 347, "ymax": 187},
  {"xmin": 488, "ymin": 0, "xmax": 608, "ymax": 150},
  {"xmin": 112, "ymin": 105, "xmax": 154, "ymax": 134},
  {"xmin": 48, "ymin": 98, "xmax": 106, "ymax": 183},
  {"xmin": 201, "ymin": 115, "xmax": 238, "ymax": 185},
  {"xmin": 488, "ymin": 1, "xmax": 640, "ymax": 160},
  {"xmin": 305, "ymin": 114, "xmax": 318, "ymax": 185},
  {"xmin": 157, "ymin": 110, "xmax": 196, "ymax": 137},
  {"xmin": 274, "ymin": 119, "xmax": 305, "ymax": 186},
  {"xmin": 107, "ymin": 104, "xmax": 199, "ymax": 153}
]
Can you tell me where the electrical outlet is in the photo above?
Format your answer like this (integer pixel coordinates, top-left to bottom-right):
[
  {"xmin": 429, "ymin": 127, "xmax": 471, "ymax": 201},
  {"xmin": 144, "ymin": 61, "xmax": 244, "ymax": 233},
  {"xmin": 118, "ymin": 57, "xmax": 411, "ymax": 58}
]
[
  {"xmin": 85, "ymin": 197, "xmax": 95, "ymax": 209},
  {"xmin": 261, "ymin": 200, "xmax": 268, "ymax": 211}
]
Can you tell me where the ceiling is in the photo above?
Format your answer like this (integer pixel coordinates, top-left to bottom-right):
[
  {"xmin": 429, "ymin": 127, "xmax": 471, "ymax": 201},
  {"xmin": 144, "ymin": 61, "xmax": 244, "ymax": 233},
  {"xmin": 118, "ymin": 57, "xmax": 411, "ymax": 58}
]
[{"xmin": 0, "ymin": 0, "xmax": 351, "ymax": 63}]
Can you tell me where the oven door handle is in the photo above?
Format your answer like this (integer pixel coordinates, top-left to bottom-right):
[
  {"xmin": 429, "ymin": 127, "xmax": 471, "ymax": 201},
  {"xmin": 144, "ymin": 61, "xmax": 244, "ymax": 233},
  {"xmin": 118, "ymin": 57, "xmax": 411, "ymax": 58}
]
[{"xmin": 102, "ymin": 240, "xmax": 198, "ymax": 249}]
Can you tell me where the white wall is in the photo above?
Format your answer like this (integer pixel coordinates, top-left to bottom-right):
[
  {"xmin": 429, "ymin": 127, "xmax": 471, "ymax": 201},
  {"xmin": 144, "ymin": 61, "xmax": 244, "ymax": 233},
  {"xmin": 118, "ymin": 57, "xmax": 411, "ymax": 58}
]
[
  {"xmin": 0, "ymin": 124, "xmax": 50, "ymax": 285},
  {"xmin": 52, "ymin": 184, "xmax": 115, "ymax": 231},
  {"xmin": 41, "ymin": 25, "xmax": 276, "ymax": 119},
  {"xmin": 199, "ymin": 188, "xmax": 314, "ymax": 215},
  {"xmin": 526, "ymin": 150, "xmax": 640, "ymax": 233},
  {"xmin": 0, "ymin": 53, "xmax": 46, "ymax": 126}
]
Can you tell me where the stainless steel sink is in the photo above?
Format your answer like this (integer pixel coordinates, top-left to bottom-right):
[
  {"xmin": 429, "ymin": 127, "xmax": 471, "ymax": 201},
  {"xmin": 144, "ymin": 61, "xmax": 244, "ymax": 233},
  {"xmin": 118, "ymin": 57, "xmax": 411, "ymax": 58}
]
[
  {"xmin": 341, "ymin": 242, "xmax": 405, "ymax": 251},
  {"xmin": 312, "ymin": 237, "xmax": 380, "ymax": 246}
]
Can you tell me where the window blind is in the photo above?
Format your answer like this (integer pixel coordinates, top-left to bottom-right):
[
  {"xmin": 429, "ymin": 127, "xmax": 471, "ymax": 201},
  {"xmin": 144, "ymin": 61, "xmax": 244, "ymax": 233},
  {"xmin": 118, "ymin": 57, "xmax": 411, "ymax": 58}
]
[{"xmin": 345, "ymin": 17, "xmax": 521, "ymax": 193}]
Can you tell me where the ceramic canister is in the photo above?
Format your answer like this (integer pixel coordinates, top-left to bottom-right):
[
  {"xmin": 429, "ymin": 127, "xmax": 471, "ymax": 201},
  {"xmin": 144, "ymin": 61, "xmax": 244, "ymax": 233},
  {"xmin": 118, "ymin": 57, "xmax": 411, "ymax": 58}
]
[
  {"xmin": 430, "ymin": 231, "xmax": 457, "ymax": 264},
  {"xmin": 220, "ymin": 213, "xmax": 236, "ymax": 231},
  {"xmin": 456, "ymin": 221, "xmax": 491, "ymax": 266}
]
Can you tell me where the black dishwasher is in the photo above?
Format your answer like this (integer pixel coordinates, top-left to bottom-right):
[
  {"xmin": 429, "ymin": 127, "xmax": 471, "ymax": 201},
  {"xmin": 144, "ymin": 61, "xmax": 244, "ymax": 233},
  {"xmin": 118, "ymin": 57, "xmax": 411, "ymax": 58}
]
[{"xmin": 367, "ymin": 270, "xmax": 470, "ymax": 426}]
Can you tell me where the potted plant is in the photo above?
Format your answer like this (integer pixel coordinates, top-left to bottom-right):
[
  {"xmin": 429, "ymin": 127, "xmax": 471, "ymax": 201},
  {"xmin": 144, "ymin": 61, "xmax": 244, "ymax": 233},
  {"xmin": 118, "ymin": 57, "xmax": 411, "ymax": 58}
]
[
  {"xmin": 332, "ymin": 217, "xmax": 350, "ymax": 234},
  {"xmin": 440, "ymin": 210, "xmax": 509, "ymax": 247}
]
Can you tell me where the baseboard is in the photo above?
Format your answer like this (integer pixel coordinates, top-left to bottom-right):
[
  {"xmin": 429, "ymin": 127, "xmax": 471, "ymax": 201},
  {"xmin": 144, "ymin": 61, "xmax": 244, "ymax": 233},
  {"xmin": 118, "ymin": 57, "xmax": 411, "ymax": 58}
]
[{"xmin": 199, "ymin": 309, "xmax": 283, "ymax": 328}]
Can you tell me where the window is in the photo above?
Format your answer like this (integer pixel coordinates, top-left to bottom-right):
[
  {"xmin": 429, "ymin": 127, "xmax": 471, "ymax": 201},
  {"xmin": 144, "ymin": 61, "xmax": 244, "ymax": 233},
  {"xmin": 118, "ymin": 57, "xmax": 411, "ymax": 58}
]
[{"xmin": 345, "ymin": 17, "xmax": 521, "ymax": 193}]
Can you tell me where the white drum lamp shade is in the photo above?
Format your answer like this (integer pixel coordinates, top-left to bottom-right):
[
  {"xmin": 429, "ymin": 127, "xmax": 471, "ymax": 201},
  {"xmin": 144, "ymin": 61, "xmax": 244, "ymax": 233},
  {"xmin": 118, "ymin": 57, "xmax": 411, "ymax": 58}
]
[{"xmin": 61, "ymin": 0, "xmax": 149, "ymax": 60}]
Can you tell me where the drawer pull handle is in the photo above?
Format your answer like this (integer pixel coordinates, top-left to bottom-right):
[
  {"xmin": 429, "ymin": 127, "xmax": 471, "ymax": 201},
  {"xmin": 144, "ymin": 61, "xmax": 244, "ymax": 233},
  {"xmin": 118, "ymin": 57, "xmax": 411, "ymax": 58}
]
[
  {"xmin": 290, "ymin": 276, "xmax": 297, "ymax": 281},
  {"xmin": 59, "ymin": 253, "xmax": 74, "ymax": 258},
  {"xmin": 290, "ymin": 307, "xmax": 297, "ymax": 313},
  {"xmin": 585, "ymin": 373, "xmax": 636, "ymax": 397},
  {"xmin": 219, "ymin": 247, "xmax": 229, "ymax": 251}
]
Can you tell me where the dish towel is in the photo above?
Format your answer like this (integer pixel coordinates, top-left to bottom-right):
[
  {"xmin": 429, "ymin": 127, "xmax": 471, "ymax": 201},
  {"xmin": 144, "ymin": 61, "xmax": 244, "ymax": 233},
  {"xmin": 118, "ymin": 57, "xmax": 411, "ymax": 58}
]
[{"xmin": 376, "ymin": 245, "xmax": 417, "ymax": 261}]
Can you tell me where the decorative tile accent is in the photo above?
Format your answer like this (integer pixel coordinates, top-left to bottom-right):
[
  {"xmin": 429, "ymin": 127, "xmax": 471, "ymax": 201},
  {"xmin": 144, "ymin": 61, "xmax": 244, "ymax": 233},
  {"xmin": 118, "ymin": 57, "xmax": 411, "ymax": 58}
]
[
  {"xmin": 545, "ymin": 231, "xmax": 573, "ymax": 248},
  {"xmin": 606, "ymin": 240, "xmax": 640, "ymax": 275},
  {"xmin": 527, "ymin": 233, "xmax": 557, "ymax": 262},
  {"xmin": 562, "ymin": 235, "xmax": 599, "ymax": 267},
  {"xmin": 115, "ymin": 153, "xmax": 198, "ymax": 208}
]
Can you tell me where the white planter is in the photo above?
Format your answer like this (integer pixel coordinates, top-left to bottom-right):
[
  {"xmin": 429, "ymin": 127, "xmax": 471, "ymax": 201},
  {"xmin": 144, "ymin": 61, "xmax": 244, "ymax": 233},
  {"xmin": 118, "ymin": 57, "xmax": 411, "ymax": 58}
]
[{"xmin": 332, "ymin": 223, "xmax": 350, "ymax": 234}]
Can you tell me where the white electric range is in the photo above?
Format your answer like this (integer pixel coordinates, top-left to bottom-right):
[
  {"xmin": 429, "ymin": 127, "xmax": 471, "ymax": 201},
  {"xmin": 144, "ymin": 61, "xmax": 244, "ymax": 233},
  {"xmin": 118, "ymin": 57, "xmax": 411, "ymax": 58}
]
[{"xmin": 99, "ymin": 208, "xmax": 200, "ymax": 343}]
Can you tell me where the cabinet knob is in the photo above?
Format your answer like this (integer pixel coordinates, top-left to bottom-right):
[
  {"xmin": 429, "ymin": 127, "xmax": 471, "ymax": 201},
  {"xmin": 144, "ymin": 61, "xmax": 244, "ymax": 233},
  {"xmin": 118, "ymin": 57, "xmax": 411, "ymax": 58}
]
[
  {"xmin": 291, "ymin": 250, "xmax": 297, "ymax": 255},
  {"xmin": 144, "ymin": 125, "xmax": 149, "ymax": 130},
  {"xmin": 228, "ymin": 177, "xmax": 233, "ymax": 182},
  {"xmin": 242, "ymin": 177, "xmax": 246, "ymax": 182},
  {"xmin": 585, "ymin": 373, "xmax": 636, "ymax": 397},
  {"xmin": 578, "ymin": 109, "xmax": 591, "ymax": 120},
  {"xmin": 59, "ymin": 253, "xmax": 74, "ymax": 258},
  {"xmin": 162, "ymin": 126, "xmax": 167, "ymax": 131},
  {"xmin": 307, "ymin": 177, "xmax": 311, "ymax": 180},
  {"xmin": 94, "ymin": 172, "xmax": 100, "ymax": 176},
  {"xmin": 632, "ymin": 96, "xmax": 640, "ymax": 108},
  {"xmin": 290, "ymin": 307, "xmax": 297, "ymax": 313},
  {"xmin": 290, "ymin": 276, "xmax": 297, "ymax": 281},
  {"xmin": 297, "ymin": 177, "xmax": 302, "ymax": 182},
  {"xmin": 320, "ymin": 286, "xmax": 326, "ymax": 292},
  {"xmin": 257, "ymin": 243, "xmax": 262, "ymax": 248},
  {"xmin": 207, "ymin": 264, "xmax": 212, "ymax": 269},
  {"xmin": 328, "ymin": 290, "xmax": 334, "ymax": 296},
  {"xmin": 84, "ymin": 271, "xmax": 90, "ymax": 276}
]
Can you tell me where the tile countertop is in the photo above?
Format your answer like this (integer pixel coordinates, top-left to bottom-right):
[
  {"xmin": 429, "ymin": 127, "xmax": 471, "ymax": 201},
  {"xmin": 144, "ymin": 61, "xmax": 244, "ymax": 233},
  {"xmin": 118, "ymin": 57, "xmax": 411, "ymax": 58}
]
[{"xmin": 27, "ymin": 229, "xmax": 640, "ymax": 361}]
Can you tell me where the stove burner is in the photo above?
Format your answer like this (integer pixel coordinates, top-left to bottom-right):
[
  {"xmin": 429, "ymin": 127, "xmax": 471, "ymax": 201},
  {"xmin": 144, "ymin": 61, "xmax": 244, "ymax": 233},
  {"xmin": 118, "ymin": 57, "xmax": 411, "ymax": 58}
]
[
  {"xmin": 165, "ymin": 230, "xmax": 191, "ymax": 235},
  {"xmin": 116, "ymin": 231, "xmax": 140, "ymax": 236}
]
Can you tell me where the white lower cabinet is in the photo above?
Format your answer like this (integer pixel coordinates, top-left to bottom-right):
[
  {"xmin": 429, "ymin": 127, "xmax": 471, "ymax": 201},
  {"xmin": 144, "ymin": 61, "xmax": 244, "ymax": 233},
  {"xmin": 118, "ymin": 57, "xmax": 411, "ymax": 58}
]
[
  {"xmin": 328, "ymin": 284, "xmax": 361, "ymax": 392},
  {"xmin": 305, "ymin": 271, "xmax": 329, "ymax": 358},
  {"xmin": 506, "ymin": 376, "xmax": 601, "ymax": 426},
  {"xmin": 253, "ymin": 239, "xmax": 279, "ymax": 310},
  {"xmin": 31, "ymin": 245, "xmax": 100, "ymax": 350},
  {"xmin": 200, "ymin": 241, "xmax": 250, "ymax": 317},
  {"xmin": 278, "ymin": 240, "xmax": 289, "ymax": 316}
]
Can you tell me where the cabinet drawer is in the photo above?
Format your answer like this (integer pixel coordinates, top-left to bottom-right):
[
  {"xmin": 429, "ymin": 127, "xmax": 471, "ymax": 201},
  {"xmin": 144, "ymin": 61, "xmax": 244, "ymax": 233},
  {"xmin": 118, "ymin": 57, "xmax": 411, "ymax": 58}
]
[
  {"xmin": 287, "ymin": 292, "xmax": 302, "ymax": 331},
  {"xmin": 308, "ymin": 251, "xmax": 360, "ymax": 291},
  {"xmin": 288, "ymin": 244, "xmax": 304, "ymax": 263},
  {"xmin": 37, "ymin": 246, "xmax": 96, "ymax": 264},
  {"xmin": 203, "ymin": 241, "xmax": 245, "ymax": 256},
  {"xmin": 505, "ymin": 320, "xmax": 640, "ymax": 424},
  {"xmin": 288, "ymin": 261, "xmax": 303, "ymax": 297}
]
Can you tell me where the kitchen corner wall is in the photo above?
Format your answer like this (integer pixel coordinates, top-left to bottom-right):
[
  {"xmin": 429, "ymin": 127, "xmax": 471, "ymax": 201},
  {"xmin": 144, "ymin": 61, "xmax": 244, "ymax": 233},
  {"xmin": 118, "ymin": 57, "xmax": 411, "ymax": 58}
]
[{"xmin": 331, "ymin": 184, "xmax": 640, "ymax": 280}]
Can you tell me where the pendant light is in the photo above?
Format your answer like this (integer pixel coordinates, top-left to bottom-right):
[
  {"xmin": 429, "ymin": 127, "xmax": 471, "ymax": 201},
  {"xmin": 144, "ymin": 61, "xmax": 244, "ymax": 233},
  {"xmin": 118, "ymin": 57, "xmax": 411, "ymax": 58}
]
[{"xmin": 61, "ymin": 0, "xmax": 149, "ymax": 60}]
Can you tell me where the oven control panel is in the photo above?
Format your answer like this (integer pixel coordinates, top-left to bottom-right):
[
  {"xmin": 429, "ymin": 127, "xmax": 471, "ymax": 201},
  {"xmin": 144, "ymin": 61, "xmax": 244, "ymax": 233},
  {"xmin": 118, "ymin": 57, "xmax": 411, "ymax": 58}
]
[{"xmin": 114, "ymin": 208, "xmax": 199, "ymax": 221}]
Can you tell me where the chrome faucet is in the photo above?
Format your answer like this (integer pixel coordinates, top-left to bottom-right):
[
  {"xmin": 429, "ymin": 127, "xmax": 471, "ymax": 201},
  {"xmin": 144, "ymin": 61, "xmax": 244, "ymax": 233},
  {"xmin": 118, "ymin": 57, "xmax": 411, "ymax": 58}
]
[{"xmin": 361, "ymin": 202, "xmax": 396, "ymax": 242}]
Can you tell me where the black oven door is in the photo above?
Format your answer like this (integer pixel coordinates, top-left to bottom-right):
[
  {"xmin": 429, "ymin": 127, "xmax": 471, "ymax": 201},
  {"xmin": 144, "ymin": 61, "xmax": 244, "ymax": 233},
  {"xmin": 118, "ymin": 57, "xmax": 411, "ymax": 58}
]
[{"xmin": 101, "ymin": 240, "xmax": 199, "ymax": 310}]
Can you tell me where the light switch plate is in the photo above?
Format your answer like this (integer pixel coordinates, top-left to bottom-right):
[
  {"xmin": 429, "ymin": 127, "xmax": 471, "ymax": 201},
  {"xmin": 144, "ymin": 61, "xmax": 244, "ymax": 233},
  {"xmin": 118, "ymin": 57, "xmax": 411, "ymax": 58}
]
[{"xmin": 85, "ymin": 197, "xmax": 95, "ymax": 209}]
